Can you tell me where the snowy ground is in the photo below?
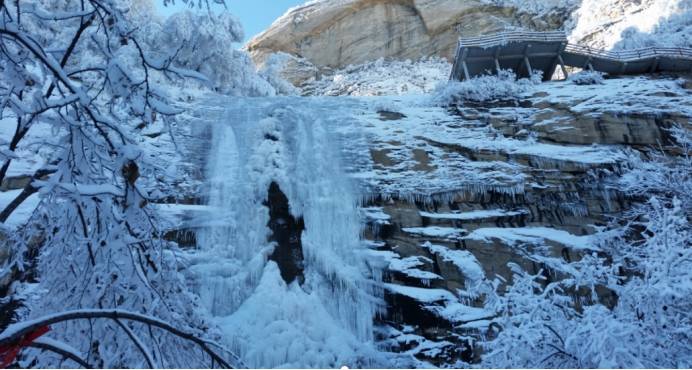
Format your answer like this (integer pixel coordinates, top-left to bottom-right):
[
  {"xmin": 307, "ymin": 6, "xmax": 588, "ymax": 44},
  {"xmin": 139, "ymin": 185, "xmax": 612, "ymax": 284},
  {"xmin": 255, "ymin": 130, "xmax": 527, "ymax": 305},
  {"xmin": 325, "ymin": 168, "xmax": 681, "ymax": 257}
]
[
  {"xmin": 0, "ymin": 190, "xmax": 40, "ymax": 228},
  {"xmin": 0, "ymin": 118, "xmax": 62, "ymax": 229}
]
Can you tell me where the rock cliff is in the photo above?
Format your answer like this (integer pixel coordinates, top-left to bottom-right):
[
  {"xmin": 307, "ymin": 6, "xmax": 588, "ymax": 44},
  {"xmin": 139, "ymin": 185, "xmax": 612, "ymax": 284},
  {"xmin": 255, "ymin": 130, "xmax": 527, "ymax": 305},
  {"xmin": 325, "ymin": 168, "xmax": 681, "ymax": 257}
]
[{"xmin": 247, "ymin": 0, "xmax": 572, "ymax": 79}]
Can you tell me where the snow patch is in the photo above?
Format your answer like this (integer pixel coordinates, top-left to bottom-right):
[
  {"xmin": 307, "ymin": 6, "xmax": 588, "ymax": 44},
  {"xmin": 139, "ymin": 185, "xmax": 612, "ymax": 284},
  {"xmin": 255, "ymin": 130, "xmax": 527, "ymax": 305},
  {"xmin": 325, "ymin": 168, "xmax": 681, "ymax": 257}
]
[
  {"xmin": 420, "ymin": 209, "xmax": 528, "ymax": 220},
  {"xmin": 402, "ymin": 226, "xmax": 466, "ymax": 239},
  {"xmin": 465, "ymin": 227, "xmax": 597, "ymax": 250},
  {"xmin": 388, "ymin": 256, "xmax": 442, "ymax": 284},
  {"xmin": 422, "ymin": 242, "xmax": 485, "ymax": 285}
]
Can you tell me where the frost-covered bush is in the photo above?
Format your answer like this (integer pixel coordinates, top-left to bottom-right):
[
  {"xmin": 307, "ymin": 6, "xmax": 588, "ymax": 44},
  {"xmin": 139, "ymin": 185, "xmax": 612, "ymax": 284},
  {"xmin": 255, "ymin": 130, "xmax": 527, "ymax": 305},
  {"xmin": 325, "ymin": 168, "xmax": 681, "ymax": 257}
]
[
  {"xmin": 431, "ymin": 70, "xmax": 539, "ymax": 105},
  {"xmin": 569, "ymin": 70, "xmax": 605, "ymax": 85},
  {"xmin": 306, "ymin": 57, "xmax": 451, "ymax": 96},
  {"xmin": 481, "ymin": 0, "xmax": 578, "ymax": 15},
  {"xmin": 613, "ymin": 0, "xmax": 692, "ymax": 50},
  {"xmin": 157, "ymin": 11, "xmax": 275, "ymax": 96},
  {"xmin": 481, "ymin": 127, "xmax": 692, "ymax": 368},
  {"xmin": 258, "ymin": 52, "xmax": 300, "ymax": 96},
  {"xmin": 569, "ymin": 0, "xmax": 691, "ymax": 50},
  {"xmin": 619, "ymin": 126, "xmax": 692, "ymax": 213}
]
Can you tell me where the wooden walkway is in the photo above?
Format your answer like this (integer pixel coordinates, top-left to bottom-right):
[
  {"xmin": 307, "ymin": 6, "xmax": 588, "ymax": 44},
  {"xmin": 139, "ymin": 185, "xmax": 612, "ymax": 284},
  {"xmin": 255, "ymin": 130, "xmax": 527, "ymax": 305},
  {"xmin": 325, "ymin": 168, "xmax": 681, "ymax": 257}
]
[{"xmin": 450, "ymin": 31, "xmax": 692, "ymax": 81}]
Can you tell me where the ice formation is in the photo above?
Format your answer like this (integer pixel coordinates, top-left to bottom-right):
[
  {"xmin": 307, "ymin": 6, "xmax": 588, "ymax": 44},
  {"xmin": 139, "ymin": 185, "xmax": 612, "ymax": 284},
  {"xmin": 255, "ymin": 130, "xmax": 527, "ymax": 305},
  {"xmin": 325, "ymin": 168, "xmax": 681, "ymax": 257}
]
[{"xmin": 189, "ymin": 97, "xmax": 385, "ymax": 368}]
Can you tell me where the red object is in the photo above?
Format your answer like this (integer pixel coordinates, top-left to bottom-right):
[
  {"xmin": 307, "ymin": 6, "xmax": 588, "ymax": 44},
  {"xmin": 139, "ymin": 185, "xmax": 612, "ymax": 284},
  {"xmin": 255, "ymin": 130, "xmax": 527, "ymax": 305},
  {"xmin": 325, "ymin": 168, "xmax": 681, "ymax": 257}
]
[{"xmin": 0, "ymin": 326, "xmax": 50, "ymax": 368}]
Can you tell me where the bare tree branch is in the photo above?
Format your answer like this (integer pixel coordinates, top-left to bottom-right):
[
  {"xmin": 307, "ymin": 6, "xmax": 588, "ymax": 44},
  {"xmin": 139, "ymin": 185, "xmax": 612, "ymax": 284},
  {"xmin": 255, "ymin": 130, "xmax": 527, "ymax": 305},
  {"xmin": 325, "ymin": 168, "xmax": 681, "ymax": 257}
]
[
  {"xmin": 0, "ymin": 167, "xmax": 55, "ymax": 222},
  {"xmin": 0, "ymin": 309, "xmax": 234, "ymax": 368},
  {"xmin": 28, "ymin": 337, "xmax": 93, "ymax": 369},
  {"xmin": 114, "ymin": 318, "xmax": 156, "ymax": 369}
]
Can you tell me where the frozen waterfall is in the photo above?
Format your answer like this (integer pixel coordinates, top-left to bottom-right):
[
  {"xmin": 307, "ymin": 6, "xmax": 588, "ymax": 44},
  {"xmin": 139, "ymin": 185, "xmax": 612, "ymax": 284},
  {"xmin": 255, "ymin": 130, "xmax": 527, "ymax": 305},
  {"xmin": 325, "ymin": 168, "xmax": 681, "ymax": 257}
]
[{"xmin": 190, "ymin": 97, "xmax": 385, "ymax": 368}]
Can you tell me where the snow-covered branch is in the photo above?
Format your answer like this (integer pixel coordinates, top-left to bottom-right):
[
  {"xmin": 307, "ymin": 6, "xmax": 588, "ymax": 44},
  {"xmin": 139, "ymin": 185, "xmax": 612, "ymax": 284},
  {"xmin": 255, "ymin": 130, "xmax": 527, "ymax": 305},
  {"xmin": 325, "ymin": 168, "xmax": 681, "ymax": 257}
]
[
  {"xmin": 0, "ymin": 0, "xmax": 248, "ymax": 367},
  {"xmin": 0, "ymin": 309, "xmax": 234, "ymax": 368},
  {"xmin": 28, "ymin": 338, "xmax": 92, "ymax": 369}
]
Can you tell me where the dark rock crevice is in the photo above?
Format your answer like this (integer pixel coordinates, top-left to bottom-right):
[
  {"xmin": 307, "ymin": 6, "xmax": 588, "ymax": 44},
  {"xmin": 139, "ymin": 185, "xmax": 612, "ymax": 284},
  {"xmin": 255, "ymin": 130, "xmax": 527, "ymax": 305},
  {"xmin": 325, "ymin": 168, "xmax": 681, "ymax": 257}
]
[{"xmin": 264, "ymin": 182, "xmax": 305, "ymax": 285}]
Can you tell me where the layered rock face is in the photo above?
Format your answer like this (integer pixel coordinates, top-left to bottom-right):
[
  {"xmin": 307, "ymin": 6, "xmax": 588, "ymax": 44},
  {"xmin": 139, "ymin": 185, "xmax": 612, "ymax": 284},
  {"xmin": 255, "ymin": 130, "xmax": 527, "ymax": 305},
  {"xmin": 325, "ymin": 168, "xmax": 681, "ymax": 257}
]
[
  {"xmin": 247, "ymin": 0, "xmax": 572, "ymax": 78},
  {"xmin": 359, "ymin": 77, "xmax": 691, "ymax": 365}
]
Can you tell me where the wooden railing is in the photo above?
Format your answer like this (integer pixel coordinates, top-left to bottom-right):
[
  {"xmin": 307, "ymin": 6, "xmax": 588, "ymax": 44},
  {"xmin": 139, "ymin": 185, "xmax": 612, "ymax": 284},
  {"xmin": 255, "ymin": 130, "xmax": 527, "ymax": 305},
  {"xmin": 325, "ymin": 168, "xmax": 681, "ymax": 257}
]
[
  {"xmin": 458, "ymin": 31, "xmax": 692, "ymax": 61},
  {"xmin": 458, "ymin": 31, "xmax": 568, "ymax": 47},
  {"xmin": 564, "ymin": 43, "xmax": 692, "ymax": 61}
]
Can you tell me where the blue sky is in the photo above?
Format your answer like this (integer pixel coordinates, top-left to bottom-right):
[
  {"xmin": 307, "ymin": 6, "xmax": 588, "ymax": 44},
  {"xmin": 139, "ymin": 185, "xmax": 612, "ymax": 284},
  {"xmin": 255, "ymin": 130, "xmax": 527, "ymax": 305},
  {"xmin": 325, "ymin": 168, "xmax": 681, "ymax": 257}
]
[{"xmin": 155, "ymin": 1, "xmax": 306, "ymax": 43}]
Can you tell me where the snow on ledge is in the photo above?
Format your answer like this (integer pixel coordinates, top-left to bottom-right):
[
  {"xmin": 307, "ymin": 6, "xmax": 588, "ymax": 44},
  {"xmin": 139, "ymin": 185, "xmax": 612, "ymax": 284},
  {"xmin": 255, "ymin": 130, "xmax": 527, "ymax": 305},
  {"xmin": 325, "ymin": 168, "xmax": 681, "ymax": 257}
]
[
  {"xmin": 402, "ymin": 226, "xmax": 466, "ymax": 239},
  {"xmin": 419, "ymin": 209, "xmax": 528, "ymax": 220},
  {"xmin": 388, "ymin": 256, "xmax": 442, "ymax": 283},
  {"xmin": 464, "ymin": 226, "xmax": 597, "ymax": 250},
  {"xmin": 384, "ymin": 283, "xmax": 456, "ymax": 303},
  {"xmin": 422, "ymin": 242, "xmax": 485, "ymax": 284}
]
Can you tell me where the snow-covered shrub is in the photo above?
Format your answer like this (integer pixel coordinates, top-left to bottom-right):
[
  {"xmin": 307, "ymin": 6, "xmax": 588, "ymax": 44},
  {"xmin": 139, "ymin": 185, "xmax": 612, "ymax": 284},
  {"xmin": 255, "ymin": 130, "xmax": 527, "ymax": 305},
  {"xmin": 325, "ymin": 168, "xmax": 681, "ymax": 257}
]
[
  {"xmin": 568, "ymin": 0, "xmax": 691, "ymax": 50},
  {"xmin": 306, "ymin": 57, "xmax": 451, "ymax": 96},
  {"xmin": 613, "ymin": 0, "xmax": 692, "ymax": 50},
  {"xmin": 258, "ymin": 52, "xmax": 300, "ymax": 96},
  {"xmin": 481, "ymin": 0, "xmax": 578, "ymax": 15},
  {"xmin": 569, "ymin": 70, "xmax": 605, "ymax": 85},
  {"xmin": 619, "ymin": 126, "xmax": 691, "ymax": 209},
  {"xmin": 431, "ymin": 70, "xmax": 539, "ymax": 105},
  {"xmin": 481, "ymin": 126, "xmax": 692, "ymax": 368},
  {"xmin": 483, "ymin": 200, "xmax": 691, "ymax": 367},
  {"xmin": 157, "ymin": 11, "xmax": 275, "ymax": 96}
]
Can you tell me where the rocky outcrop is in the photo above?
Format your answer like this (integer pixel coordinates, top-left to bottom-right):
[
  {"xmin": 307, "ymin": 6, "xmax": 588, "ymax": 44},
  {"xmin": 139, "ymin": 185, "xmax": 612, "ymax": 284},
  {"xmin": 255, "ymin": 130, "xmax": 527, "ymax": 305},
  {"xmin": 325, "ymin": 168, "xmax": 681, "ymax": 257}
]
[
  {"xmin": 353, "ymin": 76, "xmax": 692, "ymax": 365},
  {"xmin": 247, "ymin": 0, "xmax": 572, "ymax": 78}
]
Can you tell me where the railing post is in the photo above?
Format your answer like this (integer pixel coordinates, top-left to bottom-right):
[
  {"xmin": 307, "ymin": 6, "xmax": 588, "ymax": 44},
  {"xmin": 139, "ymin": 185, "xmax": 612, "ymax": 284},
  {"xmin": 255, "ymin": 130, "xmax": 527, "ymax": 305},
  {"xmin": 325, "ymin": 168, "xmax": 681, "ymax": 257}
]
[
  {"xmin": 583, "ymin": 56, "xmax": 594, "ymax": 71},
  {"xmin": 449, "ymin": 39, "xmax": 463, "ymax": 80},
  {"xmin": 460, "ymin": 48, "xmax": 470, "ymax": 80},
  {"xmin": 462, "ymin": 61, "xmax": 471, "ymax": 81},
  {"xmin": 494, "ymin": 47, "xmax": 501, "ymax": 75},
  {"xmin": 524, "ymin": 56, "xmax": 533, "ymax": 76},
  {"xmin": 649, "ymin": 57, "xmax": 660, "ymax": 73},
  {"xmin": 557, "ymin": 54, "xmax": 569, "ymax": 79},
  {"xmin": 522, "ymin": 43, "xmax": 533, "ymax": 77}
]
